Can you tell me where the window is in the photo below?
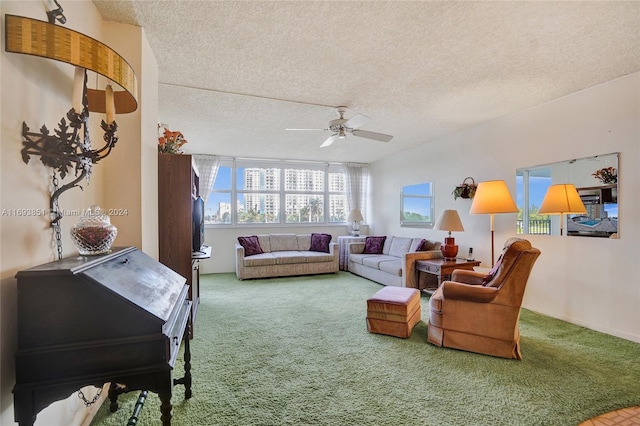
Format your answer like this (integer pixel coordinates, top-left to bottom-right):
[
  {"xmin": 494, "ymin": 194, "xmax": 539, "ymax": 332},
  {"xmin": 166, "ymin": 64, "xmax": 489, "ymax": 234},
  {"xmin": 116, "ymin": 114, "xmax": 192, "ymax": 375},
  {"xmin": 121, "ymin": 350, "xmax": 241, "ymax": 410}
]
[
  {"xmin": 204, "ymin": 159, "xmax": 350, "ymax": 226},
  {"xmin": 237, "ymin": 166, "xmax": 281, "ymax": 224},
  {"xmin": 400, "ymin": 182, "xmax": 434, "ymax": 227},
  {"xmin": 206, "ymin": 162, "xmax": 232, "ymax": 224},
  {"xmin": 516, "ymin": 167, "xmax": 552, "ymax": 235}
]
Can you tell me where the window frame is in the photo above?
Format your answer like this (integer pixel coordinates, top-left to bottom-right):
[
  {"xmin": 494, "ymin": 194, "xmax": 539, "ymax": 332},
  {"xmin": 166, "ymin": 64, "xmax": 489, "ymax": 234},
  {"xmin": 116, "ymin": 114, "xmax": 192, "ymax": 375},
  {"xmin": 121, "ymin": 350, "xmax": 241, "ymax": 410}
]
[
  {"xmin": 204, "ymin": 159, "xmax": 350, "ymax": 228},
  {"xmin": 400, "ymin": 182, "xmax": 435, "ymax": 227}
]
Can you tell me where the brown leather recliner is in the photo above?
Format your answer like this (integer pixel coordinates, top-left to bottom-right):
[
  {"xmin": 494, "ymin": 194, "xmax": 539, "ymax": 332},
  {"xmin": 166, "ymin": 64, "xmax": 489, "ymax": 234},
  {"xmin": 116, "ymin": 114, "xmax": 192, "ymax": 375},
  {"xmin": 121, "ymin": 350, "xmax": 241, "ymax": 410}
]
[{"xmin": 427, "ymin": 237, "xmax": 541, "ymax": 360}]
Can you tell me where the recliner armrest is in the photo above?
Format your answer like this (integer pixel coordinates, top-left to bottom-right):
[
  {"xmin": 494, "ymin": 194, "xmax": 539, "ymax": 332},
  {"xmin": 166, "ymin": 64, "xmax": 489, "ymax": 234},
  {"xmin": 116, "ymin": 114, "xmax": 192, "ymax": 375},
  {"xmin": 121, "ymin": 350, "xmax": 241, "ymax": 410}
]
[
  {"xmin": 441, "ymin": 281, "xmax": 498, "ymax": 303},
  {"xmin": 450, "ymin": 269, "xmax": 485, "ymax": 285}
]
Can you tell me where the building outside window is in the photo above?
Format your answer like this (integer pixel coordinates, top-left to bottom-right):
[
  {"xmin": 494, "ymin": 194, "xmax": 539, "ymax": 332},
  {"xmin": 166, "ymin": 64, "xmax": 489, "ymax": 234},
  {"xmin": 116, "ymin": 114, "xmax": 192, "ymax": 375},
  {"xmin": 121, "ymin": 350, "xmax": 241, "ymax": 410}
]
[{"xmin": 204, "ymin": 159, "xmax": 350, "ymax": 226}]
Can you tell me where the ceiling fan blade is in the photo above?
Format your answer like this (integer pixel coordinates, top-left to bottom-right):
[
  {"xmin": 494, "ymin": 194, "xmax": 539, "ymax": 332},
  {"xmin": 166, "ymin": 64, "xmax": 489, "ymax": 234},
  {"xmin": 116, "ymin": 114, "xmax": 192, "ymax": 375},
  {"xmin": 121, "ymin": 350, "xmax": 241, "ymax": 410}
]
[
  {"xmin": 285, "ymin": 128, "xmax": 326, "ymax": 131},
  {"xmin": 320, "ymin": 135, "xmax": 337, "ymax": 148},
  {"xmin": 343, "ymin": 114, "xmax": 371, "ymax": 129},
  {"xmin": 351, "ymin": 129, "xmax": 393, "ymax": 142}
]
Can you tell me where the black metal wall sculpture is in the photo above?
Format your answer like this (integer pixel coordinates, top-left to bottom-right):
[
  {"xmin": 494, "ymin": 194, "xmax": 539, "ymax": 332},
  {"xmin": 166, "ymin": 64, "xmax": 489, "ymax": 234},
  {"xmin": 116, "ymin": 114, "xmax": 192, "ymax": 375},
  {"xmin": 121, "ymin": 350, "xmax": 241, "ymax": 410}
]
[{"xmin": 5, "ymin": 8, "xmax": 137, "ymax": 259}]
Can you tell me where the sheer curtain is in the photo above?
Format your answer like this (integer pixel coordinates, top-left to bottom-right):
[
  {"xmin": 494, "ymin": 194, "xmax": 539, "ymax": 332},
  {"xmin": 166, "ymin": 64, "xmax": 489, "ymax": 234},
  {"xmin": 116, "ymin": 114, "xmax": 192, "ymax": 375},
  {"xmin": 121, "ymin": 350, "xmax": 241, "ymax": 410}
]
[
  {"xmin": 193, "ymin": 154, "xmax": 220, "ymax": 205},
  {"xmin": 344, "ymin": 162, "xmax": 369, "ymax": 222}
]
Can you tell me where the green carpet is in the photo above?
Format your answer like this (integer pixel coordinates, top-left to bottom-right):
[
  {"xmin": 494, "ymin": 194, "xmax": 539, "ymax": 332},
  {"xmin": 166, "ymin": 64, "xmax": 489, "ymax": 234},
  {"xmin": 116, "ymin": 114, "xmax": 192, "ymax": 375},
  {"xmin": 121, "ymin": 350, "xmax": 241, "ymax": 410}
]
[{"xmin": 91, "ymin": 272, "xmax": 640, "ymax": 425}]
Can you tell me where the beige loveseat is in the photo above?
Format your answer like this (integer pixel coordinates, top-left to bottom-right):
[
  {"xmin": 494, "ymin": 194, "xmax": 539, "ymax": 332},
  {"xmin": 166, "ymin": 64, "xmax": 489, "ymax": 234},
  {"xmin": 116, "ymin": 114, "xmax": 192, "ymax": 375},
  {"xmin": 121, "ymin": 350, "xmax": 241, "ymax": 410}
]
[
  {"xmin": 348, "ymin": 236, "xmax": 442, "ymax": 287},
  {"xmin": 235, "ymin": 233, "xmax": 338, "ymax": 280}
]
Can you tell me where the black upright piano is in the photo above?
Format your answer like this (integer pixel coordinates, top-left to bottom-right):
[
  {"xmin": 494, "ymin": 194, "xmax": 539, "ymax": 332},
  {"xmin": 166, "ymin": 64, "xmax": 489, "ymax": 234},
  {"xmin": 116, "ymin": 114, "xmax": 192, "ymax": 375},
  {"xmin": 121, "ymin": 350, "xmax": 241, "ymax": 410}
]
[{"xmin": 13, "ymin": 246, "xmax": 193, "ymax": 425}]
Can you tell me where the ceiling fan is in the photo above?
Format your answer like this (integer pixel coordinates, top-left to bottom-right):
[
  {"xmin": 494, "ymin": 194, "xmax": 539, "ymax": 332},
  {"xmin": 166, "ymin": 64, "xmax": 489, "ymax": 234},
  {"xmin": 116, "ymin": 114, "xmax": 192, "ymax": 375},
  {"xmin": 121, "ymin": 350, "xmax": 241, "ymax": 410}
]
[{"xmin": 286, "ymin": 106, "xmax": 393, "ymax": 148}]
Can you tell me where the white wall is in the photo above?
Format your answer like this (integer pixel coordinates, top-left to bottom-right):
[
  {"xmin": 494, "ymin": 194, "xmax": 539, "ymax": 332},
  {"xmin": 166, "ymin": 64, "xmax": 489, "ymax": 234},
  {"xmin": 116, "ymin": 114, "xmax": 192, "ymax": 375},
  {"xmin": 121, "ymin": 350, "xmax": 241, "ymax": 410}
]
[
  {"xmin": 101, "ymin": 21, "xmax": 160, "ymax": 258},
  {"xmin": 0, "ymin": 1, "xmax": 158, "ymax": 424},
  {"xmin": 370, "ymin": 72, "xmax": 640, "ymax": 343}
]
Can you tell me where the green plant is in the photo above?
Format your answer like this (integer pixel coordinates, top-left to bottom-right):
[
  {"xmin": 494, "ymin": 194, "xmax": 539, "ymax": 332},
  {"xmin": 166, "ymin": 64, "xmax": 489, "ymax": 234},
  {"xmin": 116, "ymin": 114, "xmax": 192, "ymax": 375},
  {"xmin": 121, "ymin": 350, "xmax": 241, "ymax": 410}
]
[{"xmin": 453, "ymin": 177, "xmax": 477, "ymax": 200}]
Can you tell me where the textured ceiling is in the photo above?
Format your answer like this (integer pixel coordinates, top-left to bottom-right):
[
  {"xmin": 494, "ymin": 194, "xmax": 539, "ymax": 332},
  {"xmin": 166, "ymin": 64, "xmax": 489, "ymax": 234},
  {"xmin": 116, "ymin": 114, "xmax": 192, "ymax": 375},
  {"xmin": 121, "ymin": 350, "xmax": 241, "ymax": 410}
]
[{"xmin": 93, "ymin": 0, "xmax": 640, "ymax": 164}]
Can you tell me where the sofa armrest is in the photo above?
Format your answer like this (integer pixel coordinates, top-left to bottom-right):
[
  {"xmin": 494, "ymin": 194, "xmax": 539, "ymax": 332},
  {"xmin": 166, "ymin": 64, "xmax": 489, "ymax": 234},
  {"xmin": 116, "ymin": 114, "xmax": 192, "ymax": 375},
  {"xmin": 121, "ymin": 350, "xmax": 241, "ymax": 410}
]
[
  {"xmin": 450, "ymin": 269, "xmax": 486, "ymax": 285},
  {"xmin": 349, "ymin": 242, "xmax": 365, "ymax": 254},
  {"xmin": 402, "ymin": 250, "xmax": 444, "ymax": 287},
  {"xmin": 441, "ymin": 281, "xmax": 498, "ymax": 303},
  {"xmin": 235, "ymin": 244, "xmax": 246, "ymax": 279}
]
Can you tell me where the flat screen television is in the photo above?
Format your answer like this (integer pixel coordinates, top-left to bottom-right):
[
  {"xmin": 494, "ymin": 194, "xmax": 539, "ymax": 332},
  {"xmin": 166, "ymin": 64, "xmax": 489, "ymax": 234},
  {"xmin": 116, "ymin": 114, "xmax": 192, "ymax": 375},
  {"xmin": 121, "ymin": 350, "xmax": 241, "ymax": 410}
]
[{"xmin": 192, "ymin": 196, "xmax": 205, "ymax": 252}]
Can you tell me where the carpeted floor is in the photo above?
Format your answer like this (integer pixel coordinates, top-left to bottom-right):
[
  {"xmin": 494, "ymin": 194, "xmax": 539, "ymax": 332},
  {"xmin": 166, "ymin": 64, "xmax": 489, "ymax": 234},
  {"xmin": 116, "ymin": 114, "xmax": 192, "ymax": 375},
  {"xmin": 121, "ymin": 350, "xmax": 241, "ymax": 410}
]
[{"xmin": 91, "ymin": 272, "xmax": 640, "ymax": 425}]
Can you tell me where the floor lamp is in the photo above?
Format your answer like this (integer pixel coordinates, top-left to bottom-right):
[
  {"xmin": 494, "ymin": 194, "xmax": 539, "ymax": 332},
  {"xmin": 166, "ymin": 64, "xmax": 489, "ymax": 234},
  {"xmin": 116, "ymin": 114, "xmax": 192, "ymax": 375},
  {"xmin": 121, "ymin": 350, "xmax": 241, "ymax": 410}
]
[
  {"xmin": 539, "ymin": 184, "xmax": 586, "ymax": 236},
  {"xmin": 469, "ymin": 180, "xmax": 518, "ymax": 266}
]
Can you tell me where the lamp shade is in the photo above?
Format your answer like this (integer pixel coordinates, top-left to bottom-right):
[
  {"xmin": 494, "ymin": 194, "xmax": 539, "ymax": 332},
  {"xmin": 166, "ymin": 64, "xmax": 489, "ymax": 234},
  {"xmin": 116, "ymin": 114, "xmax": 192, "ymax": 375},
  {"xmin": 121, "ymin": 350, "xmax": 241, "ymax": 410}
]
[
  {"xmin": 5, "ymin": 15, "xmax": 138, "ymax": 113},
  {"xmin": 469, "ymin": 180, "xmax": 518, "ymax": 214},
  {"xmin": 434, "ymin": 209, "xmax": 464, "ymax": 232},
  {"xmin": 539, "ymin": 184, "xmax": 586, "ymax": 215},
  {"xmin": 348, "ymin": 209, "xmax": 364, "ymax": 222}
]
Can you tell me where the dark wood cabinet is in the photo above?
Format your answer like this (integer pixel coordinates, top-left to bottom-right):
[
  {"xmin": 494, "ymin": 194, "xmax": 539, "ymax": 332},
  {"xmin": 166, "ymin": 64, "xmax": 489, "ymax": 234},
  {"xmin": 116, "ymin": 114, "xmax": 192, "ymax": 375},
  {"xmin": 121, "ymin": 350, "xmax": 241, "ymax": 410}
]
[
  {"xmin": 13, "ymin": 247, "xmax": 192, "ymax": 426},
  {"xmin": 158, "ymin": 153, "xmax": 200, "ymax": 337}
]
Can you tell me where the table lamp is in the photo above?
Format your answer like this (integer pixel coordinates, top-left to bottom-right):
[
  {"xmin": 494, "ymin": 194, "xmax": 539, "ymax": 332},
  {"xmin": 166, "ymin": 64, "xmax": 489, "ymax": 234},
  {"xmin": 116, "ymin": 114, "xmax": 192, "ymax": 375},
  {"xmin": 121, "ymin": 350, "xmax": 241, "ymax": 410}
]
[
  {"xmin": 539, "ymin": 184, "xmax": 586, "ymax": 236},
  {"xmin": 469, "ymin": 180, "xmax": 518, "ymax": 265},
  {"xmin": 348, "ymin": 209, "xmax": 364, "ymax": 236},
  {"xmin": 433, "ymin": 209, "xmax": 464, "ymax": 260}
]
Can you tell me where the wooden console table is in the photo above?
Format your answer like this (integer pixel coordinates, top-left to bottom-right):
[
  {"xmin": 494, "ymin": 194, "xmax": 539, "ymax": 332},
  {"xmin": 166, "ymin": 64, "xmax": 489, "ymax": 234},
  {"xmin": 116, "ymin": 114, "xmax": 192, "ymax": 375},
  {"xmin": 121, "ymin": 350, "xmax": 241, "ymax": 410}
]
[{"xmin": 415, "ymin": 258, "xmax": 481, "ymax": 293}]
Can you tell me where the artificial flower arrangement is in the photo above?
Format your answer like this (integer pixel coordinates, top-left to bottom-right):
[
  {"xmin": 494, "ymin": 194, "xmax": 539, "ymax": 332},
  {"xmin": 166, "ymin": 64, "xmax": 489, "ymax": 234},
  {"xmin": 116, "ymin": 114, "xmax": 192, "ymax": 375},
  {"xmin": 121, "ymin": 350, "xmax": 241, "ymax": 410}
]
[
  {"xmin": 158, "ymin": 126, "xmax": 188, "ymax": 154},
  {"xmin": 592, "ymin": 167, "xmax": 617, "ymax": 184}
]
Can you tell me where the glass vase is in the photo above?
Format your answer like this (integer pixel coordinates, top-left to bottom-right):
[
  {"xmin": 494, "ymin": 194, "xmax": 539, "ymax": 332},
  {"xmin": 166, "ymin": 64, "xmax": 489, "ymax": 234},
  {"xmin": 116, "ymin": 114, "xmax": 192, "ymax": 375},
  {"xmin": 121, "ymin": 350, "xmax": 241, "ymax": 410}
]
[{"xmin": 70, "ymin": 205, "xmax": 118, "ymax": 255}]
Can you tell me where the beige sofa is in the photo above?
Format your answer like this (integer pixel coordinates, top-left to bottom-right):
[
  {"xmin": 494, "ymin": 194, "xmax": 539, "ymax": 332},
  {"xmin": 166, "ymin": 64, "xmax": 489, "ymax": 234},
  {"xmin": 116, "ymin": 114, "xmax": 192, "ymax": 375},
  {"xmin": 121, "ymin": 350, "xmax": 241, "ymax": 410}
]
[
  {"xmin": 235, "ymin": 233, "xmax": 338, "ymax": 280},
  {"xmin": 348, "ymin": 236, "xmax": 442, "ymax": 287}
]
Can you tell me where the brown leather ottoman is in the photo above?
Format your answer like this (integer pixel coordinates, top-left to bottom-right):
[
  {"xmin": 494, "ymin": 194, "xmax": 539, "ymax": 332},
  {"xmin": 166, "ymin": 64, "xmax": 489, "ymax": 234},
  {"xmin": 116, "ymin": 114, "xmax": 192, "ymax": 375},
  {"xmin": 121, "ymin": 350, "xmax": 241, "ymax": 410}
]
[{"xmin": 366, "ymin": 286, "xmax": 421, "ymax": 338}]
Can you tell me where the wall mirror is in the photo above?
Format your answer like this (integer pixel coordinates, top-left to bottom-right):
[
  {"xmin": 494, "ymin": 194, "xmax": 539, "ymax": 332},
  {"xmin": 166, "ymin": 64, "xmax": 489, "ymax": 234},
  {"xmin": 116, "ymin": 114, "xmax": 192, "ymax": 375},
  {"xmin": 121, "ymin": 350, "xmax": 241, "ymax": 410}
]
[
  {"xmin": 516, "ymin": 152, "xmax": 618, "ymax": 238},
  {"xmin": 401, "ymin": 182, "xmax": 434, "ymax": 227}
]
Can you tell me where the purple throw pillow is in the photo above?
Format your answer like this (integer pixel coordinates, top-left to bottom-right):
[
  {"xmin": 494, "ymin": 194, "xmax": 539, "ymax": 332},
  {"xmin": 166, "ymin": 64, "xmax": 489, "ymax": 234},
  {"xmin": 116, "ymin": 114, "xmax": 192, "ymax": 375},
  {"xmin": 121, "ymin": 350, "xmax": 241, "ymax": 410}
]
[
  {"xmin": 238, "ymin": 236, "xmax": 263, "ymax": 256},
  {"xmin": 481, "ymin": 254, "xmax": 503, "ymax": 286},
  {"xmin": 417, "ymin": 239, "xmax": 438, "ymax": 251},
  {"xmin": 309, "ymin": 233, "xmax": 332, "ymax": 253},
  {"xmin": 363, "ymin": 236, "xmax": 386, "ymax": 254}
]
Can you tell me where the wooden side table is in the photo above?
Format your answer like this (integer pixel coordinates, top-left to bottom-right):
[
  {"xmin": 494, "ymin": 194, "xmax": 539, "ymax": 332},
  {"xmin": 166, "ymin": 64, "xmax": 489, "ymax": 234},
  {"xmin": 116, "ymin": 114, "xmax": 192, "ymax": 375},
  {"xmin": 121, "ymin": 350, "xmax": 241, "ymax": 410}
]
[{"xmin": 415, "ymin": 258, "xmax": 481, "ymax": 293}]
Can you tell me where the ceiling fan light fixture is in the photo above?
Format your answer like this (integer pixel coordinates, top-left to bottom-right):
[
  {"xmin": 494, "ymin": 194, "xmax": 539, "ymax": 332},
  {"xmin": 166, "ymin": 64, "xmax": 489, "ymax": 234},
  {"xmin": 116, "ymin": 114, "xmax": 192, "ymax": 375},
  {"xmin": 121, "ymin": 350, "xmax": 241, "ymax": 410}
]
[{"xmin": 286, "ymin": 106, "xmax": 393, "ymax": 147}]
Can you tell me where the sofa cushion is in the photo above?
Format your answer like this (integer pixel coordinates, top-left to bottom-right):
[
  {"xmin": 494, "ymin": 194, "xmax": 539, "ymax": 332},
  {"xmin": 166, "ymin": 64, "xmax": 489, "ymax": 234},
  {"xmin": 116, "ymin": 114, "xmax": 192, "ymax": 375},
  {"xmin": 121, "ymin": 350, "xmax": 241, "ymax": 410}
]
[
  {"xmin": 303, "ymin": 251, "xmax": 335, "ymax": 263},
  {"xmin": 243, "ymin": 252, "xmax": 276, "ymax": 267},
  {"xmin": 270, "ymin": 234, "xmax": 299, "ymax": 251},
  {"xmin": 388, "ymin": 237, "xmax": 413, "ymax": 257},
  {"xmin": 238, "ymin": 236, "xmax": 263, "ymax": 256},
  {"xmin": 378, "ymin": 259, "xmax": 403, "ymax": 276},
  {"xmin": 272, "ymin": 251, "xmax": 307, "ymax": 264},
  {"xmin": 348, "ymin": 253, "xmax": 367, "ymax": 265},
  {"xmin": 363, "ymin": 236, "xmax": 386, "ymax": 254},
  {"xmin": 309, "ymin": 233, "xmax": 332, "ymax": 253},
  {"xmin": 363, "ymin": 255, "xmax": 398, "ymax": 269},
  {"xmin": 297, "ymin": 234, "xmax": 311, "ymax": 251},
  {"xmin": 257, "ymin": 235, "xmax": 271, "ymax": 253}
]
